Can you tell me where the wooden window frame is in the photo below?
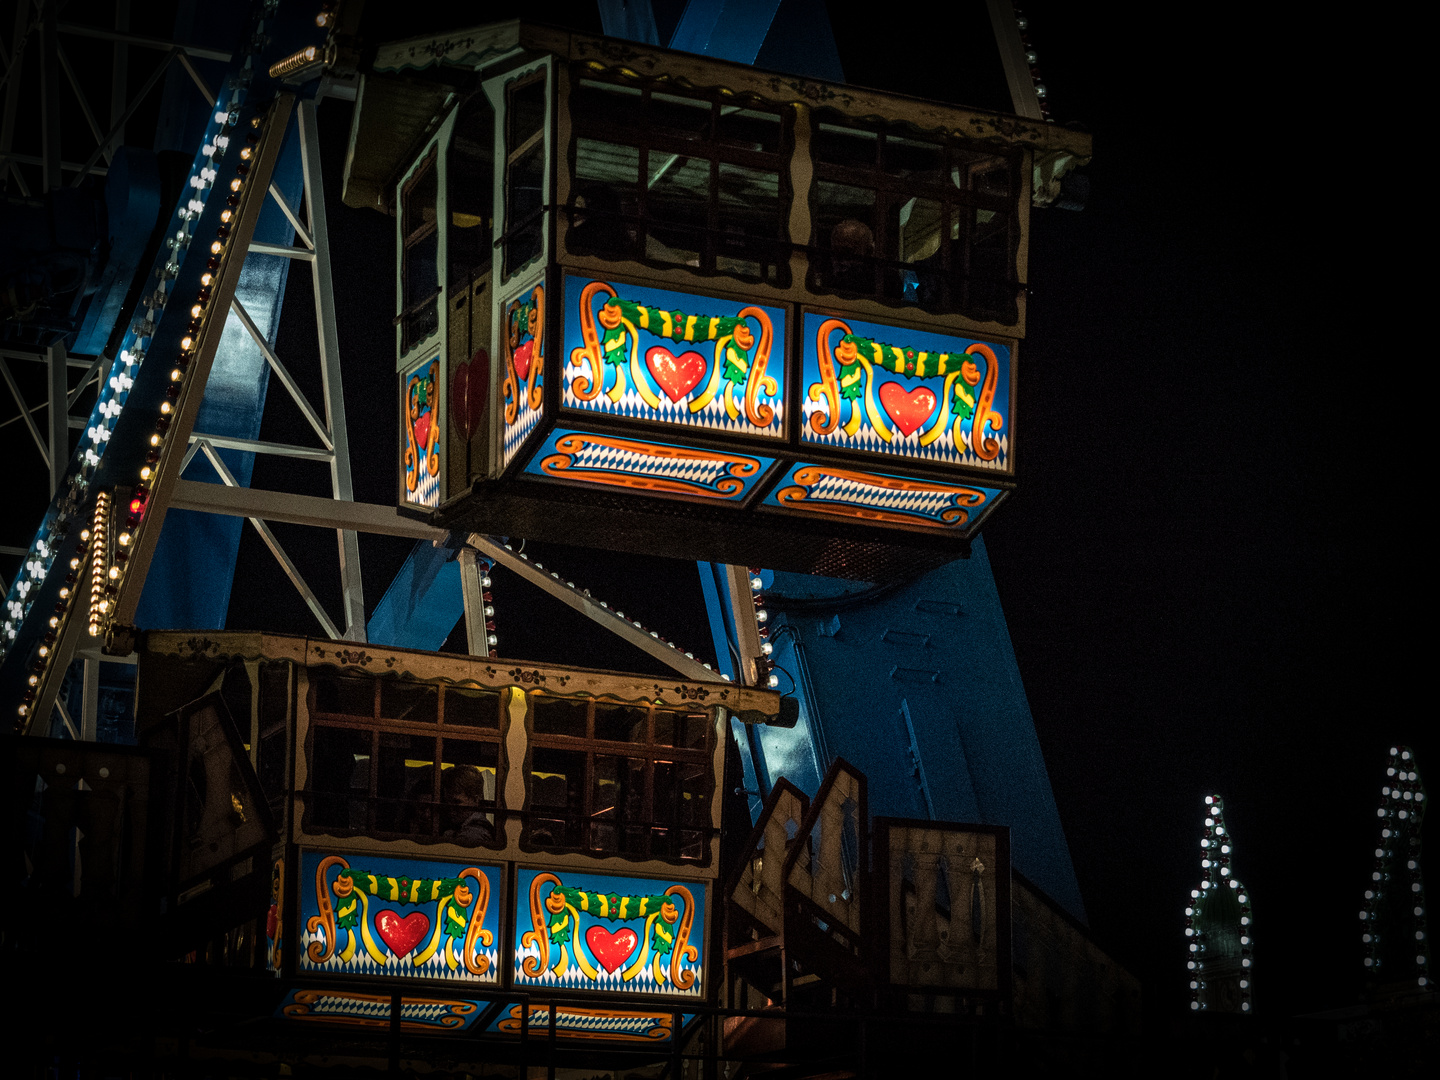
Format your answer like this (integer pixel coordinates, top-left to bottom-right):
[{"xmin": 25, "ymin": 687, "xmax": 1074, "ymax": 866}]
[
  {"xmin": 807, "ymin": 113, "xmax": 1023, "ymax": 320},
  {"xmin": 565, "ymin": 73, "xmax": 794, "ymax": 286},
  {"xmin": 399, "ymin": 145, "xmax": 441, "ymax": 353},
  {"xmin": 301, "ymin": 674, "xmax": 506, "ymax": 849},
  {"xmin": 525, "ymin": 694, "xmax": 715, "ymax": 864}
]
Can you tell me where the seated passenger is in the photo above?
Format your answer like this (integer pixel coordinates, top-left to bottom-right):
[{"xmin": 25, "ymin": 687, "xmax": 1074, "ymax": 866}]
[
  {"xmin": 819, "ymin": 218, "xmax": 876, "ymax": 294},
  {"xmin": 440, "ymin": 764, "xmax": 494, "ymax": 846}
]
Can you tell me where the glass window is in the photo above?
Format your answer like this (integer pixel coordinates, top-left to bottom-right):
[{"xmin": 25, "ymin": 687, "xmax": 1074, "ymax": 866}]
[
  {"xmin": 524, "ymin": 696, "xmax": 713, "ymax": 861},
  {"xmin": 380, "ymin": 680, "xmax": 438, "ymax": 724},
  {"xmin": 400, "ymin": 152, "xmax": 440, "ymax": 351},
  {"xmin": 448, "ymin": 91, "xmax": 495, "ymax": 288},
  {"xmin": 312, "ymin": 675, "xmax": 375, "ymax": 718},
  {"xmin": 809, "ymin": 112, "xmax": 1020, "ymax": 322},
  {"xmin": 503, "ymin": 73, "xmax": 548, "ymax": 278},
  {"xmin": 445, "ymin": 686, "xmax": 500, "ymax": 728},
  {"xmin": 567, "ymin": 74, "xmax": 791, "ymax": 286},
  {"xmin": 307, "ymin": 725, "xmax": 371, "ymax": 831}
]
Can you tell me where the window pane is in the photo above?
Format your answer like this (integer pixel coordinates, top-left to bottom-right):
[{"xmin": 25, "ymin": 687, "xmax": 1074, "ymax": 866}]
[
  {"xmin": 591, "ymin": 755, "xmax": 646, "ymax": 856},
  {"xmin": 380, "ymin": 680, "xmax": 438, "ymax": 723},
  {"xmin": 440, "ymin": 739, "xmax": 498, "ymax": 844},
  {"xmin": 376, "ymin": 732, "xmax": 436, "ymax": 833},
  {"xmin": 650, "ymin": 92, "xmax": 710, "ymax": 140},
  {"xmin": 811, "ymin": 182, "xmax": 877, "ymax": 293},
  {"xmin": 530, "ymin": 747, "xmax": 585, "ymax": 848},
  {"xmin": 815, "ymin": 122, "xmax": 877, "ymax": 168},
  {"xmin": 445, "ymin": 686, "xmax": 500, "ymax": 729},
  {"xmin": 404, "ymin": 163, "xmax": 436, "ymax": 239},
  {"xmin": 594, "ymin": 704, "xmax": 647, "ymax": 744},
  {"xmin": 533, "ymin": 696, "xmax": 587, "ymax": 738},
  {"xmin": 647, "ymin": 155, "xmax": 708, "ymax": 265},
  {"xmin": 655, "ymin": 711, "xmax": 709, "ymax": 750},
  {"xmin": 505, "ymin": 142, "xmax": 545, "ymax": 276},
  {"xmin": 312, "ymin": 675, "xmax": 374, "ymax": 718},
  {"xmin": 654, "ymin": 760, "xmax": 708, "ymax": 827},
  {"xmin": 572, "ymin": 79, "xmax": 642, "ymax": 128},
  {"xmin": 883, "ymin": 136, "xmax": 945, "ymax": 185},
  {"xmin": 508, "ymin": 76, "xmax": 546, "ymax": 148},
  {"xmin": 308, "ymin": 725, "xmax": 370, "ymax": 830},
  {"xmin": 717, "ymin": 107, "xmax": 780, "ymax": 154},
  {"xmin": 576, "ymin": 138, "xmax": 640, "ymax": 186}
]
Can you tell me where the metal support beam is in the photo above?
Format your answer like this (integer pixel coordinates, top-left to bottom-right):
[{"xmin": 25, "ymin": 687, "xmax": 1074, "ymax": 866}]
[
  {"xmin": 230, "ymin": 296, "xmax": 333, "ymax": 450},
  {"xmin": 457, "ymin": 548, "xmax": 491, "ymax": 658},
  {"xmin": 466, "ymin": 534, "xmax": 725, "ymax": 683},
  {"xmin": 176, "ymin": 50, "xmax": 214, "ymax": 107},
  {"xmin": 0, "ymin": 1, "xmax": 30, "ymax": 194},
  {"xmin": 57, "ymin": 22, "xmax": 233, "ymax": 62},
  {"xmin": 0, "ymin": 355, "xmax": 49, "ymax": 467},
  {"xmin": 108, "ymin": 0, "xmax": 129, "ymax": 158},
  {"xmin": 57, "ymin": 43, "xmax": 109, "ymax": 164},
  {"xmin": 298, "ymin": 99, "xmax": 365, "ymax": 640},
  {"xmin": 248, "ymin": 241, "xmax": 314, "ymax": 260},
  {"xmin": 39, "ymin": 0, "xmax": 59, "ymax": 192},
  {"xmin": 187, "ymin": 432, "xmax": 334, "ymax": 462},
  {"xmin": 69, "ymin": 46, "xmax": 176, "ymax": 188},
  {"xmin": 197, "ymin": 443, "xmax": 342, "ymax": 640},
  {"xmin": 168, "ymin": 479, "xmax": 445, "ymax": 541},
  {"xmin": 45, "ymin": 341, "xmax": 68, "ymax": 496},
  {"xmin": 986, "ymin": 0, "xmax": 1044, "ymax": 121},
  {"xmin": 267, "ymin": 182, "xmax": 313, "ymax": 249},
  {"xmin": 721, "ymin": 563, "xmax": 764, "ymax": 686},
  {"xmin": 80, "ymin": 657, "xmax": 99, "ymax": 741}
]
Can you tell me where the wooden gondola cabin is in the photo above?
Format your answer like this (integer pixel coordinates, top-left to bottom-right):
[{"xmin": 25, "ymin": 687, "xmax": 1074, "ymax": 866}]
[{"xmin": 346, "ymin": 20, "xmax": 1090, "ymax": 580}]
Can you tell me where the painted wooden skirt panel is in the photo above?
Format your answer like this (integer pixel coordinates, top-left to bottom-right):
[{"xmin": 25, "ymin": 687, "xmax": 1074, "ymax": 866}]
[
  {"xmin": 800, "ymin": 313, "xmax": 1011, "ymax": 472},
  {"xmin": 299, "ymin": 851, "xmax": 502, "ymax": 984},
  {"xmin": 523, "ymin": 428, "xmax": 775, "ymax": 502},
  {"xmin": 502, "ymin": 281, "xmax": 547, "ymax": 468},
  {"xmin": 562, "ymin": 274, "xmax": 787, "ymax": 439},
  {"xmin": 276, "ymin": 988, "xmax": 485, "ymax": 1031},
  {"xmin": 761, "ymin": 461, "xmax": 1003, "ymax": 530},
  {"xmin": 402, "ymin": 354, "xmax": 443, "ymax": 507},
  {"xmin": 484, "ymin": 1002, "xmax": 695, "ymax": 1042}
]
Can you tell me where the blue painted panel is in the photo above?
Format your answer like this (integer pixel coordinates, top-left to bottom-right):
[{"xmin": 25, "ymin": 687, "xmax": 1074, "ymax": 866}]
[
  {"xmin": 800, "ymin": 312, "xmax": 1012, "ymax": 473},
  {"xmin": 669, "ymin": 0, "xmax": 781, "ymax": 63},
  {"xmin": 524, "ymin": 428, "xmax": 776, "ymax": 503},
  {"xmin": 367, "ymin": 542, "xmax": 464, "ymax": 651},
  {"xmin": 513, "ymin": 867, "xmax": 706, "ymax": 997},
  {"xmin": 298, "ymin": 851, "xmax": 503, "ymax": 984},
  {"xmin": 561, "ymin": 275, "xmax": 787, "ymax": 439}
]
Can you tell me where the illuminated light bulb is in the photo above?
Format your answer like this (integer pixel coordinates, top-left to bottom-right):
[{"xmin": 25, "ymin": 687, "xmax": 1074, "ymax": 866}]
[
  {"xmin": 240, "ymin": 147, "xmax": 253, "ymax": 161},
  {"xmin": 69, "ymin": 558, "xmax": 80, "ymax": 570},
  {"xmin": 160, "ymin": 402, "xmax": 173, "ymax": 415},
  {"xmin": 761, "ymin": 641, "xmax": 773, "ymax": 656},
  {"xmin": 149, "ymin": 435, "xmax": 162, "ymax": 448},
  {"xmin": 180, "ymin": 336, "xmax": 194, "ymax": 351},
  {"xmin": 27, "ymin": 675, "xmax": 38, "ymax": 687},
  {"xmin": 58, "ymin": 588, "xmax": 69, "ymax": 599},
  {"xmin": 211, "ymin": 240, "xmax": 224, "ymax": 254},
  {"xmin": 230, "ymin": 179, "xmax": 242, "ymax": 192},
  {"xmin": 767, "ymin": 673, "xmax": 780, "ymax": 688},
  {"xmin": 18, "ymin": 704, "xmax": 28, "ymax": 716},
  {"xmin": 37, "ymin": 645, "xmax": 49, "ymax": 658},
  {"xmin": 486, "ymin": 634, "xmax": 497, "ymax": 646},
  {"xmin": 481, "ymin": 575, "xmax": 491, "ymax": 587},
  {"xmin": 47, "ymin": 616, "xmax": 58, "ymax": 628},
  {"xmin": 200, "ymin": 273, "xmax": 213, "ymax": 287},
  {"xmin": 171, "ymin": 369, "xmax": 184, "ymax": 382},
  {"xmin": 191, "ymin": 304, "xmax": 203, "ymax": 318},
  {"xmin": 756, "ymin": 609, "xmax": 768, "ymax": 623},
  {"xmin": 118, "ymin": 533, "xmax": 131, "ymax": 546},
  {"xmin": 316, "ymin": 12, "xmax": 331, "ymax": 26},
  {"xmin": 80, "ymin": 529, "xmax": 91, "ymax": 542},
  {"xmin": 108, "ymin": 567, "xmax": 120, "ymax": 580},
  {"xmin": 88, "ymin": 624, "xmax": 100, "ymax": 637},
  {"xmin": 220, "ymin": 209, "xmax": 233, "ymax": 223}
]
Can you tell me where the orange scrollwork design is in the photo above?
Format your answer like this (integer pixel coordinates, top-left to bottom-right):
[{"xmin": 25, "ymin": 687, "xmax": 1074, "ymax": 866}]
[
  {"xmin": 735, "ymin": 306, "xmax": 777, "ymax": 429},
  {"xmin": 503, "ymin": 286, "xmax": 546, "ymax": 424},
  {"xmin": 963, "ymin": 342, "xmax": 1003, "ymax": 461},
  {"xmin": 539, "ymin": 433, "xmax": 762, "ymax": 499},
  {"xmin": 521, "ymin": 872, "xmax": 562, "ymax": 977},
  {"xmin": 665, "ymin": 884, "xmax": 699, "ymax": 991},
  {"xmin": 305, "ymin": 854, "xmax": 350, "ymax": 963},
  {"xmin": 807, "ymin": 318, "xmax": 850, "ymax": 436},
  {"xmin": 568, "ymin": 280, "xmax": 617, "ymax": 402},
  {"xmin": 458, "ymin": 866, "xmax": 494, "ymax": 976}
]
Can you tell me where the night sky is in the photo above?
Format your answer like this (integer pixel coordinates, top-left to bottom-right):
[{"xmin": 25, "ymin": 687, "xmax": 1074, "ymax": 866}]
[{"xmin": 3, "ymin": 0, "xmax": 1424, "ymax": 1032}]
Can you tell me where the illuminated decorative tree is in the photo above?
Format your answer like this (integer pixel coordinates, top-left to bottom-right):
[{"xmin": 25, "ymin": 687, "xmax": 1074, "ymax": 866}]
[
  {"xmin": 1185, "ymin": 794, "xmax": 1254, "ymax": 1013},
  {"xmin": 1360, "ymin": 746, "xmax": 1430, "ymax": 991}
]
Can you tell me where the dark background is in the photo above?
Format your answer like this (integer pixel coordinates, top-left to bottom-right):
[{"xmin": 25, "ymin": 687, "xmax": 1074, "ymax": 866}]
[{"xmin": 3, "ymin": 0, "xmax": 1424, "ymax": 1033}]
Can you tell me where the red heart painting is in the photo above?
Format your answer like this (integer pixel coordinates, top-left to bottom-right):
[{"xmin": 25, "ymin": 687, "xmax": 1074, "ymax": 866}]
[
  {"xmin": 585, "ymin": 925, "xmax": 639, "ymax": 973},
  {"xmin": 513, "ymin": 339, "xmax": 535, "ymax": 382},
  {"xmin": 413, "ymin": 410, "xmax": 432, "ymax": 451},
  {"xmin": 451, "ymin": 349, "xmax": 488, "ymax": 441},
  {"xmin": 645, "ymin": 346, "xmax": 707, "ymax": 403},
  {"xmin": 375, "ymin": 909, "xmax": 430, "ymax": 958},
  {"xmin": 878, "ymin": 382, "xmax": 937, "ymax": 438}
]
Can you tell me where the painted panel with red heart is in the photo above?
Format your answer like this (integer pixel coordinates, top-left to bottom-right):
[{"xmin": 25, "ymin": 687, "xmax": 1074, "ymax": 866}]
[{"xmin": 451, "ymin": 348, "xmax": 489, "ymax": 442}]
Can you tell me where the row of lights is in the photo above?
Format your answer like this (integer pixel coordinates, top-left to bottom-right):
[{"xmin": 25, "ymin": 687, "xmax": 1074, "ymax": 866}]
[
  {"xmin": 105, "ymin": 110, "xmax": 271, "ymax": 644},
  {"xmin": 1010, "ymin": 7, "xmax": 1053, "ymax": 121},
  {"xmin": 749, "ymin": 567, "xmax": 779, "ymax": 689},
  {"xmin": 478, "ymin": 560, "xmax": 498, "ymax": 652},
  {"xmin": 1361, "ymin": 746, "xmax": 1429, "ymax": 987},
  {"xmin": 1186, "ymin": 794, "xmax": 1254, "ymax": 1014},
  {"xmin": 4, "ymin": 5, "xmax": 271, "ymax": 724},
  {"xmin": 499, "ymin": 545, "xmax": 717, "ymax": 675}
]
